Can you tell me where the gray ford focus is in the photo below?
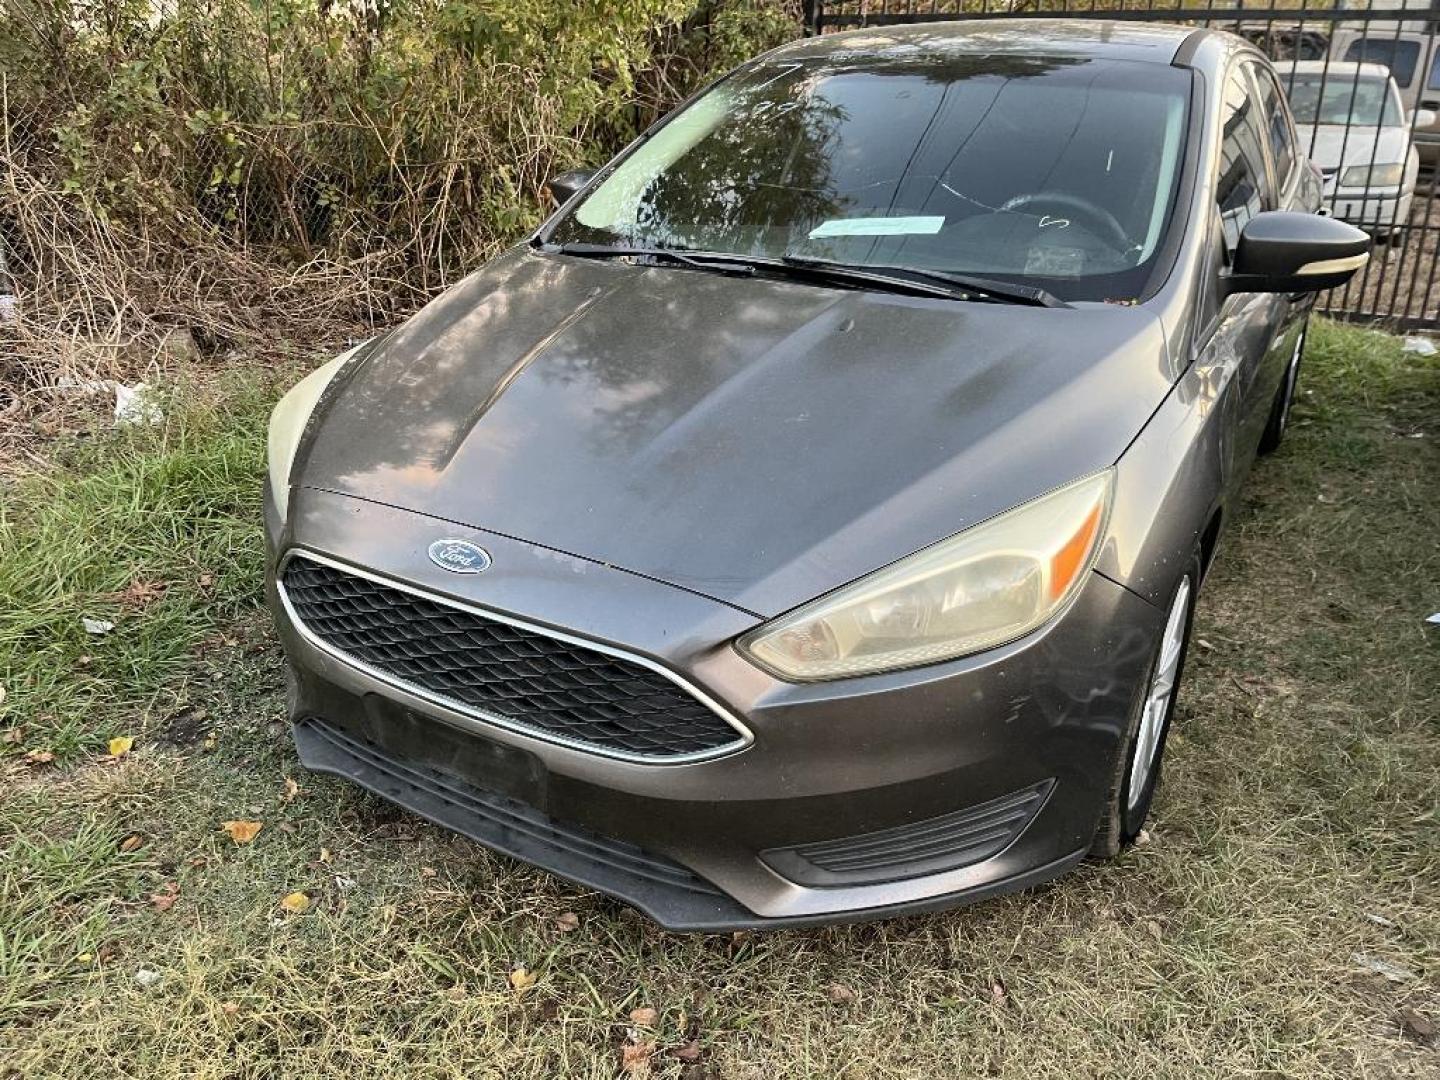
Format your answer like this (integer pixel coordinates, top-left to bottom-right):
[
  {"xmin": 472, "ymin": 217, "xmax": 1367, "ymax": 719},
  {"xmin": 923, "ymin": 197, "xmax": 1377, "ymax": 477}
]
[{"xmin": 264, "ymin": 21, "xmax": 1369, "ymax": 929}]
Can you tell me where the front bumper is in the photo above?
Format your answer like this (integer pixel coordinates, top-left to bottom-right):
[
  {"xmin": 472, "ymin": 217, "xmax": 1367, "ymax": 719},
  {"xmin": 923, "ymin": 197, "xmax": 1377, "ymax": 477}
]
[
  {"xmin": 1326, "ymin": 185, "xmax": 1413, "ymax": 230},
  {"xmin": 268, "ymin": 485, "xmax": 1164, "ymax": 929}
]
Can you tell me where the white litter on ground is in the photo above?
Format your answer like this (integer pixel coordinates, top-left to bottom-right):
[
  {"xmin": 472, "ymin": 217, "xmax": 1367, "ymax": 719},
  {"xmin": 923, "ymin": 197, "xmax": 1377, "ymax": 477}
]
[
  {"xmin": 114, "ymin": 382, "xmax": 163, "ymax": 426},
  {"xmin": 1401, "ymin": 335, "xmax": 1437, "ymax": 356},
  {"xmin": 1352, "ymin": 952, "xmax": 1416, "ymax": 982},
  {"xmin": 133, "ymin": 967, "xmax": 163, "ymax": 989},
  {"xmin": 54, "ymin": 377, "xmax": 163, "ymax": 426},
  {"xmin": 82, "ymin": 618, "xmax": 116, "ymax": 636}
]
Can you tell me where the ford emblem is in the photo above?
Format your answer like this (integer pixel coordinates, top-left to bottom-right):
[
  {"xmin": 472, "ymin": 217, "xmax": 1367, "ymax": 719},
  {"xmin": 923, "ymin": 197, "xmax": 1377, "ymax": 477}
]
[{"xmin": 427, "ymin": 538, "xmax": 492, "ymax": 574}]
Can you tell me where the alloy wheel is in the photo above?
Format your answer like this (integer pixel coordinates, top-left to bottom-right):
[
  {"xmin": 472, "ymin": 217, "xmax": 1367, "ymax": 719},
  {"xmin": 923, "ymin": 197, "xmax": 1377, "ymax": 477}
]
[
  {"xmin": 1127, "ymin": 575, "xmax": 1192, "ymax": 813},
  {"xmin": 1277, "ymin": 327, "xmax": 1306, "ymax": 434}
]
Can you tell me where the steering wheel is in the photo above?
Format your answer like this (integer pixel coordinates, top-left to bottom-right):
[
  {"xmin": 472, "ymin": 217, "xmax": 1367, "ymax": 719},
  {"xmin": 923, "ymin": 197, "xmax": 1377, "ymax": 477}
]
[{"xmin": 997, "ymin": 192, "xmax": 1133, "ymax": 254}]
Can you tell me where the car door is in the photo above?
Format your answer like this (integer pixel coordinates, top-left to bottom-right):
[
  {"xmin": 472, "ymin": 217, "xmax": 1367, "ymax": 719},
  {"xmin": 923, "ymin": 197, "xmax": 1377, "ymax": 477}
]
[
  {"xmin": 1247, "ymin": 59, "xmax": 1315, "ymax": 391},
  {"xmin": 1213, "ymin": 63, "xmax": 1289, "ymax": 484},
  {"xmin": 1416, "ymin": 42, "xmax": 1440, "ymax": 164}
]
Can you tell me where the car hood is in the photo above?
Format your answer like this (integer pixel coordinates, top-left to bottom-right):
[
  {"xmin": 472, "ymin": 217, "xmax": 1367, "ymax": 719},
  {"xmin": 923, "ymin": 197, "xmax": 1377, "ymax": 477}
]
[
  {"xmin": 297, "ymin": 248, "xmax": 1172, "ymax": 617},
  {"xmin": 1301, "ymin": 123, "xmax": 1411, "ymax": 172}
]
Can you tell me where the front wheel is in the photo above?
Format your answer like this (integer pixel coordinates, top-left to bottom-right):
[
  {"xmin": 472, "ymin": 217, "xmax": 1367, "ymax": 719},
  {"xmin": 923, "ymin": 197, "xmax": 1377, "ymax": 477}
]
[{"xmin": 1091, "ymin": 559, "xmax": 1198, "ymax": 856}]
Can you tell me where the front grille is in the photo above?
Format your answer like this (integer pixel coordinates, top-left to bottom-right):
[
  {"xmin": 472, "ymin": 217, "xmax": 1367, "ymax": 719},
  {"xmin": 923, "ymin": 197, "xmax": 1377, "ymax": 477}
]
[
  {"xmin": 762, "ymin": 780, "xmax": 1054, "ymax": 887},
  {"xmin": 279, "ymin": 555, "xmax": 746, "ymax": 761}
]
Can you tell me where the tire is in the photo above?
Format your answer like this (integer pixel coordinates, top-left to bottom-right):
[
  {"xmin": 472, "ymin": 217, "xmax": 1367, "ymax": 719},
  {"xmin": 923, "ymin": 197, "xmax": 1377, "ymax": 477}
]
[
  {"xmin": 1258, "ymin": 317, "xmax": 1307, "ymax": 456},
  {"xmin": 1090, "ymin": 556, "xmax": 1199, "ymax": 858}
]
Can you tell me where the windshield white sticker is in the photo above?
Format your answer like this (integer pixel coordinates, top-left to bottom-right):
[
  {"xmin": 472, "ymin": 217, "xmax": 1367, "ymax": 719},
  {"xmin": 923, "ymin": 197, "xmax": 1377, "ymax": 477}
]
[{"xmin": 808, "ymin": 216, "xmax": 945, "ymax": 238}]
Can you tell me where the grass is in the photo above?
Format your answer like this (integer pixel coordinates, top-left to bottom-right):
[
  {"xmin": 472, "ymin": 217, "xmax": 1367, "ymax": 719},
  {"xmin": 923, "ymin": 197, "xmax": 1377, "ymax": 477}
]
[{"xmin": 0, "ymin": 320, "xmax": 1436, "ymax": 1077}]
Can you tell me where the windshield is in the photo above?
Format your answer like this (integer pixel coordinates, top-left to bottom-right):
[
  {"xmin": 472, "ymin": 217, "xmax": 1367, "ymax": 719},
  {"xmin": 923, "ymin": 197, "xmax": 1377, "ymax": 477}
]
[
  {"xmin": 1285, "ymin": 73, "xmax": 1403, "ymax": 127},
  {"xmin": 548, "ymin": 55, "xmax": 1193, "ymax": 302}
]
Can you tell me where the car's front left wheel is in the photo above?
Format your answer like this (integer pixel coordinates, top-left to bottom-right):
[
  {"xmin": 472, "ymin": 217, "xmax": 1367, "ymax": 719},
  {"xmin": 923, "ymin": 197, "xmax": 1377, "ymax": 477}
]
[{"xmin": 1091, "ymin": 557, "xmax": 1198, "ymax": 857}]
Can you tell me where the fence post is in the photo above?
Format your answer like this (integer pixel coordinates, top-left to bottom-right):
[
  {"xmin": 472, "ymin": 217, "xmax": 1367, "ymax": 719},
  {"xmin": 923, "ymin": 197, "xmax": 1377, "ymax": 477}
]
[{"xmin": 803, "ymin": 0, "xmax": 822, "ymax": 36}]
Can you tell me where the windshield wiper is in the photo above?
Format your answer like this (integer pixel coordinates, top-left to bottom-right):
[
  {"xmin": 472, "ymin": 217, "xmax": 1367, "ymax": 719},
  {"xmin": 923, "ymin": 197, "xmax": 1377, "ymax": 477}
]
[
  {"xmin": 541, "ymin": 242, "xmax": 1070, "ymax": 307},
  {"xmin": 540, "ymin": 241, "xmax": 755, "ymax": 277},
  {"xmin": 780, "ymin": 256, "xmax": 1070, "ymax": 309}
]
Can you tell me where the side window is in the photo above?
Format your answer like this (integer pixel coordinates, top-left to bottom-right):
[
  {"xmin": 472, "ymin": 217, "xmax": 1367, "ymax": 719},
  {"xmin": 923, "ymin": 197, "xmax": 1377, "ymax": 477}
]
[
  {"xmin": 1251, "ymin": 66, "xmax": 1298, "ymax": 194},
  {"xmin": 1344, "ymin": 38, "xmax": 1421, "ymax": 88},
  {"xmin": 1429, "ymin": 48, "xmax": 1440, "ymax": 91},
  {"xmin": 1216, "ymin": 71, "xmax": 1271, "ymax": 254}
]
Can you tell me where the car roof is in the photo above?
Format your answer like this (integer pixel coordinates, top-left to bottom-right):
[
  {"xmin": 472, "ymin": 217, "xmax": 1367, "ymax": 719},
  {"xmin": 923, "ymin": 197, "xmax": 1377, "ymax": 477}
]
[
  {"xmin": 1277, "ymin": 59, "xmax": 1395, "ymax": 81},
  {"xmin": 768, "ymin": 18, "xmax": 1201, "ymax": 66}
]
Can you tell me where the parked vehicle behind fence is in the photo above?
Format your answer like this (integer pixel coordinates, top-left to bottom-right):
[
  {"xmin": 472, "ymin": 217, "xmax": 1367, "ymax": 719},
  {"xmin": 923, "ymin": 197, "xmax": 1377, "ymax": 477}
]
[
  {"xmin": 1280, "ymin": 60, "xmax": 1430, "ymax": 239},
  {"xmin": 1329, "ymin": 23, "xmax": 1440, "ymax": 168}
]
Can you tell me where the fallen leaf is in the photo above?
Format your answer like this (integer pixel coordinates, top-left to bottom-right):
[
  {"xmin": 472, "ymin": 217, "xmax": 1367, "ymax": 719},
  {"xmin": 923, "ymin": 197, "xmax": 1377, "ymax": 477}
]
[
  {"xmin": 202, "ymin": 732, "xmax": 218, "ymax": 751},
  {"xmin": 630, "ymin": 1006, "xmax": 659, "ymax": 1028},
  {"xmin": 24, "ymin": 748, "xmax": 55, "ymax": 765},
  {"xmin": 198, "ymin": 572, "xmax": 215, "ymax": 589},
  {"xmin": 107, "ymin": 735, "xmax": 135, "ymax": 758},
  {"xmin": 75, "ymin": 952, "xmax": 93, "ymax": 964},
  {"xmin": 119, "ymin": 834, "xmax": 144, "ymax": 852},
  {"xmin": 282, "ymin": 777, "xmax": 300, "ymax": 803},
  {"xmin": 555, "ymin": 911, "xmax": 580, "ymax": 933},
  {"xmin": 150, "ymin": 883, "xmax": 180, "ymax": 912},
  {"xmin": 221, "ymin": 820, "xmax": 263, "ymax": 845},
  {"xmin": 1134, "ymin": 828, "xmax": 1152, "ymax": 846},
  {"xmin": 419, "ymin": 866, "xmax": 437, "ymax": 879},
  {"xmin": 221, "ymin": 1001, "xmax": 240, "ymax": 1017},
  {"xmin": 1400, "ymin": 1008, "xmax": 1436, "ymax": 1041},
  {"xmin": 278, "ymin": 891, "xmax": 311, "ymax": 914},
  {"xmin": 318, "ymin": 846, "xmax": 333, "ymax": 864},
  {"xmin": 116, "ymin": 578, "xmax": 166, "ymax": 609},
  {"xmin": 990, "ymin": 978, "xmax": 1009, "ymax": 1007},
  {"xmin": 673, "ymin": 1040, "xmax": 702, "ymax": 1063},
  {"xmin": 508, "ymin": 966, "xmax": 538, "ymax": 992},
  {"xmin": 3, "ymin": 726, "xmax": 23, "ymax": 744},
  {"xmin": 825, "ymin": 983, "xmax": 855, "ymax": 1005},
  {"xmin": 620, "ymin": 1040, "xmax": 655, "ymax": 1074}
]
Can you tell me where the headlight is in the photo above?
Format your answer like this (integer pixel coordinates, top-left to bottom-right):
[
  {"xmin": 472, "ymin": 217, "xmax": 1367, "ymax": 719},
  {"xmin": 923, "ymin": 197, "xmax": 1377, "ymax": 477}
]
[
  {"xmin": 738, "ymin": 471, "xmax": 1113, "ymax": 681},
  {"xmin": 1340, "ymin": 162, "xmax": 1404, "ymax": 188},
  {"xmin": 267, "ymin": 340, "xmax": 369, "ymax": 524}
]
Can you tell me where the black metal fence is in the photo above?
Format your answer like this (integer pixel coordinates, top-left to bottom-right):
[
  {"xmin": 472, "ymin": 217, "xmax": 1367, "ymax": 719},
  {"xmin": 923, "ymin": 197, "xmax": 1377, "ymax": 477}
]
[{"xmin": 804, "ymin": 1, "xmax": 1440, "ymax": 330}]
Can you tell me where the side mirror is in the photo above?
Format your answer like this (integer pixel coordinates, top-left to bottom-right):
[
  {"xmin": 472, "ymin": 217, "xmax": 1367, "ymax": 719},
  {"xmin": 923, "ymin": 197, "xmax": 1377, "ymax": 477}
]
[
  {"xmin": 547, "ymin": 168, "xmax": 596, "ymax": 206},
  {"xmin": 1414, "ymin": 108, "xmax": 1438, "ymax": 129},
  {"xmin": 1223, "ymin": 211, "xmax": 1371, "ymax": 295}
]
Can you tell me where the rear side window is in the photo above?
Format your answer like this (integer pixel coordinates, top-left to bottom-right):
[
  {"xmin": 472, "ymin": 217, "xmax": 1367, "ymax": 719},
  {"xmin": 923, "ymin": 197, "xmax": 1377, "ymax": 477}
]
[
  {"xmin": 1217, "ymin": 71, "xmax": 1271, "ymax": 252},
  {"xmin": 1429, "ymin": 49, "xmax": 1440, "ymax": 90},
  {"xmin": 1251, "ymin": 65, "xmax": 1298, "ymax": 192},
  {"xmin": 1344, "ymin": 38, "xmax": 1421, "ymax": 87}
]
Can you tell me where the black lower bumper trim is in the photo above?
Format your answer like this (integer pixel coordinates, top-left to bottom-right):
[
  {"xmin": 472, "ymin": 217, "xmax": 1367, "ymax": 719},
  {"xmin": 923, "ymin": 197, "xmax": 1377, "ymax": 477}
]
[
  {"xmin": 292, "ymin": 716, "xmax": 1088, "ymax": 931},
  {"xmin": 293, "ymin": 716, "xmax": 757, "ymax": 930}
]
